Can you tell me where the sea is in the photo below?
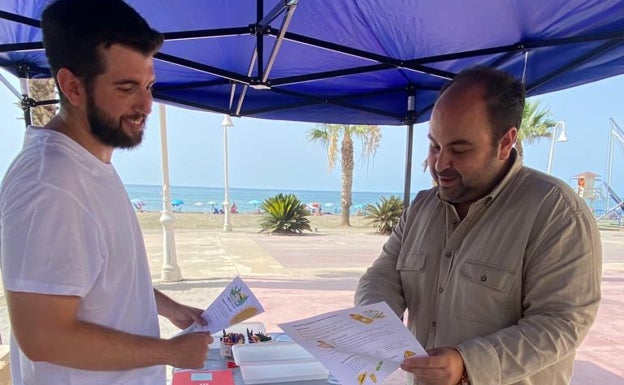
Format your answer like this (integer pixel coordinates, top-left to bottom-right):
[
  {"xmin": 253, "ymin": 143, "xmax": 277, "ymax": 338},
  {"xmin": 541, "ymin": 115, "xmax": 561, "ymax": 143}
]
[
  {"xmin": 125, "ymin": 184, "xmax": 623, "ymax": 221},
  {"xmin": 125, "ymin": 184, "xmax": 406, "ymax": 214}
]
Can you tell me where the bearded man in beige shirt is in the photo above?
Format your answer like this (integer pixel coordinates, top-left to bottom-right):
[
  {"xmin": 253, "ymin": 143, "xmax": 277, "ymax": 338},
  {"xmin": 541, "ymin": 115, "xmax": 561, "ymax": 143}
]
[{"xmin": 355, "ymin": 66, "xmax": 601, "ymax": 385}]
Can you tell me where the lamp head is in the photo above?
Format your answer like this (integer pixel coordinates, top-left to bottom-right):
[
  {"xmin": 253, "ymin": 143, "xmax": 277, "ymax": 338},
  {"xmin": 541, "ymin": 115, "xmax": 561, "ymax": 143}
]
[
  {"xmin": 555, "ymin": 121, "xmax": 567, "ymax": 142},
  {"xmin": 221, "ymin": 114, "xmax": 234, "ymax": 128}
]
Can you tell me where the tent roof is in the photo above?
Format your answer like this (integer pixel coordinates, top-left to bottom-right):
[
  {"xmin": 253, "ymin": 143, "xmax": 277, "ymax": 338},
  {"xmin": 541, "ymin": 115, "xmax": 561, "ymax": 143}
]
[{"xmin": 1, "ymin": 0, "xmax": 624, "ymax": 125}]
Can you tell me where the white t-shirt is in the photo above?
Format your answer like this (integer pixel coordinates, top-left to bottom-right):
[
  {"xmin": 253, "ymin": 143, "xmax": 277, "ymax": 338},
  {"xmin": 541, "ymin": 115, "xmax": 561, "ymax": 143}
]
[{"xmin": 0, "ymin": 127, "xmax": 164, "ymax": 385}]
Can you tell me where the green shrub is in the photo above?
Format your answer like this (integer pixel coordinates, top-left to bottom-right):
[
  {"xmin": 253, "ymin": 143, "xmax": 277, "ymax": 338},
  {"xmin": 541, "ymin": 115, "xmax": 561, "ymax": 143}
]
[
  {"xmin": 259, "ymin": 193, "xmax": 312, "ymax": 234},
  {"xmin": 364, "ymin": 196, "xmax": 404, "ymax": 235}
]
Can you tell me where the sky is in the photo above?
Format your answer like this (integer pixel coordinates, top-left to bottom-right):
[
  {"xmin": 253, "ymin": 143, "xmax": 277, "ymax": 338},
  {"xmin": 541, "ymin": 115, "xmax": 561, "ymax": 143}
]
[{"xmin": 1, "ymin": 68, "xmax": 623, "ymax": 199}]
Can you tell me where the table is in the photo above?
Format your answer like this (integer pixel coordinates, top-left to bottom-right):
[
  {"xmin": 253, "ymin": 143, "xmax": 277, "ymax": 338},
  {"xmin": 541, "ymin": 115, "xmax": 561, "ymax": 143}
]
[{"xmin": 190, "ymin": 347, "xmax": 329, "ymax": 385}]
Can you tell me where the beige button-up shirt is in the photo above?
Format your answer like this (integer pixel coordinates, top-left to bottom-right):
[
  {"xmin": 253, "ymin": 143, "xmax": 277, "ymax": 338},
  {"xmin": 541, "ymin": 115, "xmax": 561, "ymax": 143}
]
[{"xmin": 355, "ymin": 152, "xmax": 601, "ymax": 385}]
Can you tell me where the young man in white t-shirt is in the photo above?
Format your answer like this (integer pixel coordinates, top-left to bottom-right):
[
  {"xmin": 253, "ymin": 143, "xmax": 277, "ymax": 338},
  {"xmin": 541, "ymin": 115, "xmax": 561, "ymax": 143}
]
[{"xmin": 0, "ymin": 1, "xmax": 213, "ymax": 384}]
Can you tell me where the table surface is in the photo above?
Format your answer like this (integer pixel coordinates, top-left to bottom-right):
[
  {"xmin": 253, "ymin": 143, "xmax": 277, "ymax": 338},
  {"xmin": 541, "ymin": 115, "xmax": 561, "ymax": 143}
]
[
  {"xmin": 200, "ymin": 348, "xmax": 329, "ymax": 385},
  {"xmin": 174, "ymin": 330, "xmax": 331, "ymax": 385}
]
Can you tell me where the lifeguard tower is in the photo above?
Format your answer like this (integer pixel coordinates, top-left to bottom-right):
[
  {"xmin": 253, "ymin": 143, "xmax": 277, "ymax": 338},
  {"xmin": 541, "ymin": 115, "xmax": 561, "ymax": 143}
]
[
  {"xmin": 573, "ymin": 172, "xmax": 624, "ymax": 224},
  {"xmin": 571, "ymin": 171, "xmax": 599, "ymax": 205}
]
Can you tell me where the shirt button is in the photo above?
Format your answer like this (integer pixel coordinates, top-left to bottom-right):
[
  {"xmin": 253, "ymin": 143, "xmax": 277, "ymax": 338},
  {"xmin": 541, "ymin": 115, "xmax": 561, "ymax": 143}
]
[
  {"xmin": 432, "ymin": 321, "xmax": 437, "ymax": 328},
  {"xmin": 445, "ymin": 251, "xmax": 452, "ymax": 258},
  {"xmin": 438, "ymin": 287, "xmax": 444, "ymax": 293},
  {"xmin": 481, "ymin": 275, "xmax": 487, "ymax": 282}
]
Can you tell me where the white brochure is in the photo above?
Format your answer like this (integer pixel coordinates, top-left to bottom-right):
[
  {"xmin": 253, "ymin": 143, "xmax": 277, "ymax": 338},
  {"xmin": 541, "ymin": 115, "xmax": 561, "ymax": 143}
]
[
  {"xmin": 278, "ymin": 301, "xmax": 426, "ymax": 385},
  {"xmin": 185, "ymin": 276, "xmax": 264, "ymax": 334}
]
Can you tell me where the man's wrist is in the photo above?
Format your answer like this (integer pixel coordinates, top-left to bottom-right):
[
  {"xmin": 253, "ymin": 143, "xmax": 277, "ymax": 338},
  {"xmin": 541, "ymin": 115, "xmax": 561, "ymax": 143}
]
[
  {"xmin": 457, "ymin": 369, "xmax": 470, "ymax": 385},
  {"xmin": 452, "ymin": 347, "xmax": 470, "ymax": 385}
]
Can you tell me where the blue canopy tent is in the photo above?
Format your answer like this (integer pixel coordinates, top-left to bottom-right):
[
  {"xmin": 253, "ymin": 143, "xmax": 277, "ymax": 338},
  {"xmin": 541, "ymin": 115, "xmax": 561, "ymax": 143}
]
[{"xmin": 1, "ymin": 0, "xmax": 624, "ymax": 203}]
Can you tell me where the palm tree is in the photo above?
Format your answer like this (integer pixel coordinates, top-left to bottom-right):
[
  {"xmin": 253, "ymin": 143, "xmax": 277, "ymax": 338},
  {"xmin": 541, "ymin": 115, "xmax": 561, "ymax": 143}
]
[
  {"xmin": 308, "ymin": 124, "xmax": 381, "ymax": 226},
  {"xmin": 516, "ymin": 99, "xmax": 557, "ymax": 158}
]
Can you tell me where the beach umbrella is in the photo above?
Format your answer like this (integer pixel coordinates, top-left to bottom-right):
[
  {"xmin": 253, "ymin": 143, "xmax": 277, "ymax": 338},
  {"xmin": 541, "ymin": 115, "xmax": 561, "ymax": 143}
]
[
  {"xmin": 247, "ymin": 200, "xmax": 261, "ymax": 207},
  {"xmin": 131, "ymin": 198, "xmax": 145, "ymax": 212},
  {"xmin": 324, "ymin": 203, "xmax": 335, "ymax": 208},
  {"xmin": 171, "ymin": 199, "xmax": 184, "ymax": 212},
  {"xmin": 207, "ymin": 200, "xmax": 217, "ymax": 205},
  {"xmin": 193, "ymin": 202, "xmax": 204, "ymax": 206},
  {"xmin": 308, "ymin": 202, "xmax": 321, "ymax": 214},
  {"xmin": 131, "ymin": 199, "xmax": 145, "ymax": 212}
]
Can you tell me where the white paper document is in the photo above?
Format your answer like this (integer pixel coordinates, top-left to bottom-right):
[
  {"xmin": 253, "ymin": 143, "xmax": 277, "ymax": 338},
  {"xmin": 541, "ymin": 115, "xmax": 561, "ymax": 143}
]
[
  {"xmin": 278, "ymin": 301, "xmax": 426, "ymax": 385},
  {"xmin": 185, "ymin": 276, "xmax": 265, "ymax": 334}
]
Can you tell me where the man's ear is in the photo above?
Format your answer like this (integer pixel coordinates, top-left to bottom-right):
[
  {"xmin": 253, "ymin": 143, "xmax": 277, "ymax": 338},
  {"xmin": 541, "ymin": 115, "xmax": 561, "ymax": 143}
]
[
  {"xmin": 56, "ymin": 68, "xmax": 86, "ymax": 107},
  {"xmin": 499, "ymin": 127, "xmax": 517, "ymax": 160}
]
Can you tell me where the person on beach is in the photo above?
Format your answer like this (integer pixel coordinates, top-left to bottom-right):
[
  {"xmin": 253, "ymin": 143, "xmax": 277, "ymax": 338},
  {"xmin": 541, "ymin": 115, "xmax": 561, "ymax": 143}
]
[
  {"xmin": 355, "ymin": 66, "xmax": 602, "ymax": 385},
  {"xmin": 0, "ymin": 1, "xmax": 212, "ymax": 384}
]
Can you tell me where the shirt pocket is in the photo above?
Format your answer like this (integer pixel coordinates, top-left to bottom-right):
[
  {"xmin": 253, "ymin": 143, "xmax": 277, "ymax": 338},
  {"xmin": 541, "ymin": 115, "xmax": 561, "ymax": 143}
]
[
  {"xmin": 461, "ymin": 260, "xmax": 516, "ymax": 292},
  {"xmin": 456, "ymin": 260, "xmax": 518, "ymax": 325},
  {"xmin": 396, "ymin": 251, "xmax": 426, "ymax": 271},
  {"xmin": 397, "ymin": 251, "xmax": 427, "ymax": 309}
]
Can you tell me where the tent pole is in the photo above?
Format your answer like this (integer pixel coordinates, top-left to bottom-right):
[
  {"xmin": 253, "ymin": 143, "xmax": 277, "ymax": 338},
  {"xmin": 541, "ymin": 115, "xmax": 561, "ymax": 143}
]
[
  {"xmin": 403, "ymin": 123, "xmax": 414, "ymax": 208},
  {"xmin": 403, "ymin": 92, "xmax": 416, "ymax": 208},
  {"xmin": 0, "ymin": 70, "xmax": 29, "ymax": 128},
  {"xmin": 0, "ymin": 71, "xmax": 21, "ymax": 99},
  {"xmin": 17, "ymin": 64, "xmax": 33, "ymax": 127},
  {"xmin": 262, "ymin": 2, "xmax": 297, "ymax": 83},
  {"xmin": 158, "ymin": 103, "xmax": 182, "ymax": 282},
  {"xmin": 255, "ymin": 0, "xmax": 264, "ymax": 82}
]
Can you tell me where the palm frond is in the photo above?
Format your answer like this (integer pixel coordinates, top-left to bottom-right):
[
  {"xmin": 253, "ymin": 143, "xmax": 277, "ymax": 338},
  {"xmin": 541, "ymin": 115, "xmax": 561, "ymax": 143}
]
[{"xmin": 517, "ymin": 98, "xmax": 558, "ymax": 152}]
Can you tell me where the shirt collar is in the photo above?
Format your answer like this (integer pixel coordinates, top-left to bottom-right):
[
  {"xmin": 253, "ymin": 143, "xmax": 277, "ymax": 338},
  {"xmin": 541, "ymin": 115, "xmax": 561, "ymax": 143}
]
[{"xmin": 484, "ymin": 147, "xmax": 523, "ymax": 201}]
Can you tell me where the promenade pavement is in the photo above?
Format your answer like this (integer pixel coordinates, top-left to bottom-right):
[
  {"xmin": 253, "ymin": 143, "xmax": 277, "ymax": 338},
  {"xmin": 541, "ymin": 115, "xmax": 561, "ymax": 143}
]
[
  {"xmin": 143, "ymin": 226, "xmax": 624, "ymax": 385},
  {"xmin": 0, "ymin": 226, "xmax": 621, "ymax": 384}
]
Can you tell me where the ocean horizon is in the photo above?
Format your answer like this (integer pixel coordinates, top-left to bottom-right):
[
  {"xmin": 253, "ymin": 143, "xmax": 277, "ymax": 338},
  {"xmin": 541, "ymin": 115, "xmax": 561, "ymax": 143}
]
[{"xmin": 125, "ymin": 184, "xmax": 409, "ymax": 214}]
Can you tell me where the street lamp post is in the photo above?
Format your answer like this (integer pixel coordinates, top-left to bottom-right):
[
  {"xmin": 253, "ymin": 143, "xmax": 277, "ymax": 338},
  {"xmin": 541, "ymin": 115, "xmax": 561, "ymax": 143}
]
[
  {"xmin": 547, "ymin": 121, "xmax": 568, "ymax": 175},
  {"xmin": 221, "ymin": 115, "xmax": 234, "ymax": 232},
  {"xmin": 158, "ymin": 104, "xmax": 182, "ymax": 281}
]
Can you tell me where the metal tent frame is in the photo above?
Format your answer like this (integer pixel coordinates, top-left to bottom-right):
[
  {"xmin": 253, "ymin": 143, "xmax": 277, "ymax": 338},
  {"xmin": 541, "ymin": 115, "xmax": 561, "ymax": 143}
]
[{"xmin": 2, "ymin": 0, "xmax": 624, "ymax": 204}]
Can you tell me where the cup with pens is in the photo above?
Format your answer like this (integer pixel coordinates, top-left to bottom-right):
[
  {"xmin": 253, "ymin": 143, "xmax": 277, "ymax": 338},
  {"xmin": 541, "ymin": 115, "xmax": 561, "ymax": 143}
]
[
  {"xmin": 220, "ymin": 331, "xmax": 245, "ymax": 357},
  {"xmin": 246, "ymin": 328, "xmax": 272, "ymax": 344},
  {"xmin": 219, "ymin": 328, "xmax": 273, "ymax": 357}
]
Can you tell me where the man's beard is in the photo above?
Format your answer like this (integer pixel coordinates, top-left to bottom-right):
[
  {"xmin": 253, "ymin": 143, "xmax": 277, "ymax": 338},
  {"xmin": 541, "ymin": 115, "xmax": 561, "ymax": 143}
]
[
  {"xmin": 431, "ymin": 145, "xmax": 501, "ymax": 204},
  {"xmin": 87, "ymin": 94, "xmax": 145, "ymax": 149}
]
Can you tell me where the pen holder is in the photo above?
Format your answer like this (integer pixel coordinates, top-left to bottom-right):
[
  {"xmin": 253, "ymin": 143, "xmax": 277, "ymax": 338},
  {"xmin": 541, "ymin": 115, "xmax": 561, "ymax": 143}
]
[
  {"xmin": 219, "ymin": 341, "xmax": 236, "ymax": 358},
  {"xmin": 248, "ymin": 331, "xmax": 272, "ymax": 344},
  {"xmin": 220, "ymin": 333, "xmax": 245, "ymax": 358}
]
